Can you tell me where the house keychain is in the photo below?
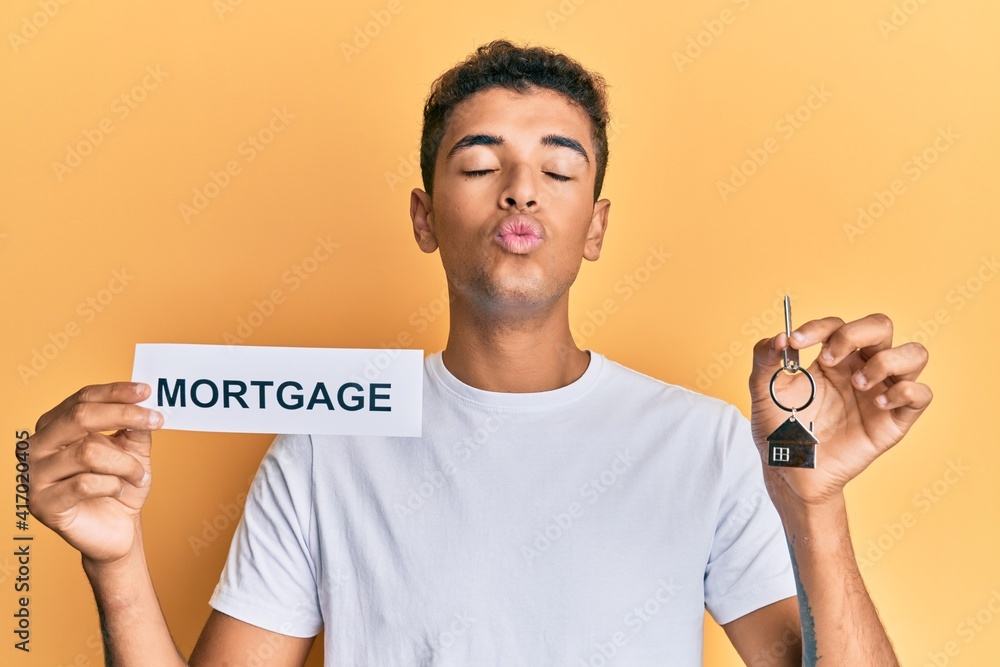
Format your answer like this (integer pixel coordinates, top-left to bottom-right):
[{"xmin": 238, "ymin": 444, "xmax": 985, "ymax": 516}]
[{"xmin": 766, "ymin": 295, "xmax": 820, "ymax": 468}]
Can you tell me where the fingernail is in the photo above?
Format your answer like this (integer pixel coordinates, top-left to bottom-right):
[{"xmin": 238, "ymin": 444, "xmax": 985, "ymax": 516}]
[
  {"xmin": 135, "ymin": 383, "xmax": 148, "ymax": 396},
  {"xmin": 876, "ymin": 394, "xmax": 888, "ymax": 407},
  {"xmin": 147, "ymin": 410, "xmax": 162, "ymax": 428},
  {"xmin": 854, "ymin": 371, "xmax": 867, "ymax": 387},
  {"xmin": 139, "ymin": 471, "xmax": 151, "ymax": 487},
  {"xmin": 821, "ymin": 349, "xmax": 834, "ymax": 364},
  {"xmin": 791, "ymin": 331, "xmax": 805, "ymax": 344}
]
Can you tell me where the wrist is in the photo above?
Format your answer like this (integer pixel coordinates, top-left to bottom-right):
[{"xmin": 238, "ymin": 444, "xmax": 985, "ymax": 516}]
[
  {"xmin": 767, "ymin": 479, "xmax": 845, "ymax": 513},
  {"xmin": 771, "ymin": 489, "xmax": 852, "ymax": 550},
  {"xmin": 81, "ymin": 520, "xmax": 149, "ymax": 608}
]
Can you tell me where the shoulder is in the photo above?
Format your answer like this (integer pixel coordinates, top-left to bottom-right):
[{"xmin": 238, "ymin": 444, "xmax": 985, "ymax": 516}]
[
  {"xmin": 265, "ymin": 432, "xmax": 314, "ymax": 462},
  {"xmin": 244, "ymin": 433, "xmax": 317, "ymax": 525},
  {"xmin": 596, "ymin": 352, "xmax": 742, "ymax": 419},
  {"xmin": 592, "ymin": 352, "xmax": 752, "ymax": 463},
  {"xmin": 254, "ymin": 433, "xmax": 316, "ymax": 489}
]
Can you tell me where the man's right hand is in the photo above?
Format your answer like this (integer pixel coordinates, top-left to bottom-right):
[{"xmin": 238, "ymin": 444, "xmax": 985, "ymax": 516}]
[{"xmin": 28, "ymin": 382, "xmax": 162, "ymax": 565}]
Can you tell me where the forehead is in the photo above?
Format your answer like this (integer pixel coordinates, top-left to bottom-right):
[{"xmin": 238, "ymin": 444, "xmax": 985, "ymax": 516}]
[{"xmin": 442, "ymin": 86, "xmax": 593, "ymax": 149}]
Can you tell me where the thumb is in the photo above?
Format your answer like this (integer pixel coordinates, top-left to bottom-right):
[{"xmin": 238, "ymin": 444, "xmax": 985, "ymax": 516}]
[
  {"xmin": 113, "ymin": 426, "xmax": 155, "ymax": 457},
  {"xmin": 749, "ymin": 332, "xmax": 787, "ymax": 399}
]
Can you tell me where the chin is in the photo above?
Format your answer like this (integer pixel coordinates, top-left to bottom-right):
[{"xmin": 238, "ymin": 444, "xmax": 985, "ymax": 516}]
[{"xmin": 468, "ymin": 275, "xmax": 567, "ymax": 314}]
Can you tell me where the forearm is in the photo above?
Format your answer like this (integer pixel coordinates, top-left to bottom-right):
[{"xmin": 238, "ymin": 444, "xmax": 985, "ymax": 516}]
[
  {"xmin": 774, "ymin": 492, "xmax": 898, "ymax": 666},
  {"xmin": 82, "ymin": 521, "xmax": 187, "ymax": 667}
]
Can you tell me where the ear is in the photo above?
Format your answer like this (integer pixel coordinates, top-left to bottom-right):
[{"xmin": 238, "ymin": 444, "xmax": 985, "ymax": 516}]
[
  {"xmin": 410, "ymin": 188, "xmax": 438, "ymax": 253},
  {"xmin": 583, "ymin": 198, "xmax": 611, "ymax": 262}
]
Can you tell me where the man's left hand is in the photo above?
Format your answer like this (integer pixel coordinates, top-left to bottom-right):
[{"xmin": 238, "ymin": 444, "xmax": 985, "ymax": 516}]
[{"xmin": 749, "ymin": 313, "xmax": 933, "ymax": 506}]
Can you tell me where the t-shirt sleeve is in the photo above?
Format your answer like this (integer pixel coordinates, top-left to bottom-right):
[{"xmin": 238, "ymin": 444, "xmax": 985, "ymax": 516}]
[
  {"xmin": 703, "ymin": 405, "xmax": 798, "ymax": 625},
  {"xmin": 208, "ymin": 433, "xmax": 323, "ymax": 637}
]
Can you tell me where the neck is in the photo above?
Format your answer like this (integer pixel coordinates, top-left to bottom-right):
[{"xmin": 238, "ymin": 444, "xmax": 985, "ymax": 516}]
[{"xmin": 441, "ymin": 293, "xmax": 590, "ymax": 393}]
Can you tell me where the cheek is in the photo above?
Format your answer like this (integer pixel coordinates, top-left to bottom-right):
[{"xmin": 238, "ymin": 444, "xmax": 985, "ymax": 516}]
[
  {"xmin": 439, "ymin": 191, "xmax": 493, "ymax": 231},
  {"xmin": 572, "ymin": 208, "xmax": 597, "ymax": 242},
  {"xmin": 432, "ymin": 206, "xmax": 489, "ymax": 258}
]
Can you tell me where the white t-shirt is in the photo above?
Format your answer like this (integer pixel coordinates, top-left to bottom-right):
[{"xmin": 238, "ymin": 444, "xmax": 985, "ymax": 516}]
[{"xmin": 209, "ymin": 350, "xmax": 796, "ymax": 665}]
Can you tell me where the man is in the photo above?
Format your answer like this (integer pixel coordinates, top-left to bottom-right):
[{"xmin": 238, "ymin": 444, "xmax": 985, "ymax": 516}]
[{"xmin": 29, "ymin": 40, "xmax": 931, "ymax": 665}]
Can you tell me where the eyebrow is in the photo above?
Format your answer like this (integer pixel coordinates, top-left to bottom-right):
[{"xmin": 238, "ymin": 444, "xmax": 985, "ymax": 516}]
[{"xmin": 444, "ymin": 133, "xmax": 590, "ymax": 164}]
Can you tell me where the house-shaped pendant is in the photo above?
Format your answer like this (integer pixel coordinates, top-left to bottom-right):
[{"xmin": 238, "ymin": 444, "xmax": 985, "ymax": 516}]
[{"xmin": 766, "ymin": 416, "xmax": 819, "ymax": 468}]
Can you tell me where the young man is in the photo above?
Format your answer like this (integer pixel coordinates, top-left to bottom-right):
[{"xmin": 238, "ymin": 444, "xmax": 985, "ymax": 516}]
[{"xmin": 29, "ymin": 40, "xmax": 931, "ymax": 665}]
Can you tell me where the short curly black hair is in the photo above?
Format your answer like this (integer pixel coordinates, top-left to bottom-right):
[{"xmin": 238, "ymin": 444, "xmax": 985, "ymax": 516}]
[{"xmin": 420, "ymin": 39, "xmax": 611, "ymax": 202}]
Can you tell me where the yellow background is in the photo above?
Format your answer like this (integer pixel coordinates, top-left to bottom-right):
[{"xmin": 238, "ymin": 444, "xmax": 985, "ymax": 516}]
[{"xmin": 2, "ymin": 0, "xmax": 998, "ymax": 664}]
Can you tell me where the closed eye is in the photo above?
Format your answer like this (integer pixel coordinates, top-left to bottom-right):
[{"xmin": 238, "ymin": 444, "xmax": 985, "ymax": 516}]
[{"xmin": 463, "ymin": 170, "xmax": 571, "ymax": 182}]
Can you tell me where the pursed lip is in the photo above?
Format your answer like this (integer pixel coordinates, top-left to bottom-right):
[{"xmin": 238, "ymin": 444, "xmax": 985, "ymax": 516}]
[{"xmin": 493, "ymin": 214, "xmax": 545, "ymax": 254}]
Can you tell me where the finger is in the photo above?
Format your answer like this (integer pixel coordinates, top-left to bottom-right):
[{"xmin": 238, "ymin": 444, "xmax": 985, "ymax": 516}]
[
  {"xmin": 31, "ymin": 402, "xmax": 161, "ymax": 458},
  {"xmin": 852, "ymin": 342, "xmax": 929, "ymax": 390},
  {"xmin": 873, "ymin": 381, "xmax": 933, "ymax": 428},
  {"xmin": 787, "ymin": 316, "xmax": 846, "ymax": 353},
  {"xmin": 792, "ymin": 314, "xmax": 893, "ymax": 367},
  {"xmin": 750, "ymin": 332, "xmax": 788, "ymax": 394},
  {"xmin": 749, "ymin": 332, "xmax": 817, "ymax": 406},
  {"xmin": 35, "ymin": 382, "xmax": 152, "ymax": 433},
  {"xmin": 31, "ymin": 473, "xmax": 130, "ymax": 518},
  {"xmin": 33, "ymin": 435, "xmax": 148, "ymax": 488}
]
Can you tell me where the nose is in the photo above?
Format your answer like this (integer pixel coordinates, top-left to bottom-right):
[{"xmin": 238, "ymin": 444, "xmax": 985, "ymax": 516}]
[{"xmin": 498, "ymin": 163, "xmax": 538, "ymax": 210}]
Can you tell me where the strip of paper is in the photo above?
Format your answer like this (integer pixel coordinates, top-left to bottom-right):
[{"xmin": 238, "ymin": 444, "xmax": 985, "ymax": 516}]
[{"xmin": 131, "ymin": 344, "xmax": 423, "ymax": 436}]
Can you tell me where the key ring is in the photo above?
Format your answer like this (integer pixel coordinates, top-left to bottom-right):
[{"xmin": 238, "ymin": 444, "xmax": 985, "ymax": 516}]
[
  {"xmin": 768, "ymin": 366, "xmax": 815, "ymax": 412},
  {"xmin": 766, "ymin": 295, "xmax": 820, "ymax": 468}
]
